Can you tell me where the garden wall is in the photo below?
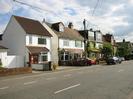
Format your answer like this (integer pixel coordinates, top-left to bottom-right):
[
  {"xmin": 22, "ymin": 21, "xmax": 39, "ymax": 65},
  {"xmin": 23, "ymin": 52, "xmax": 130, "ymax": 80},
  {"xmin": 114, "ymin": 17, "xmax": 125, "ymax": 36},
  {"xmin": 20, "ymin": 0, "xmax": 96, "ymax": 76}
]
[{"xmin": 0, "ymin": 67, "xmax": 32, "ymax": 76}]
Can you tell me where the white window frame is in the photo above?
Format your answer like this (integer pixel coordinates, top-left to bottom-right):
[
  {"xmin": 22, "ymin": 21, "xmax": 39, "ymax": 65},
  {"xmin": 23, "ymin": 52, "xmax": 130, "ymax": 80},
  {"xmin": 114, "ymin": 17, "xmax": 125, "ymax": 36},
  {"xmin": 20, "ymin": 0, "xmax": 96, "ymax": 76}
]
[
  {"xmin": 38, "ymin": 37, "xmax": 47, "ymax": 45},
  {"xmin": 75, "ymin": 41, "xmax": 82, "ymax": 47},
  {"xmin": 63, "ymin": 40, "xmax": 69, "ymax": 47},
  {"xmin": 29, "ymin": 35, "xmax": 32, "ymax": 44},
  {"xmin": 39, "ymin": 52, "xmax": 48, "ymax": 63}
]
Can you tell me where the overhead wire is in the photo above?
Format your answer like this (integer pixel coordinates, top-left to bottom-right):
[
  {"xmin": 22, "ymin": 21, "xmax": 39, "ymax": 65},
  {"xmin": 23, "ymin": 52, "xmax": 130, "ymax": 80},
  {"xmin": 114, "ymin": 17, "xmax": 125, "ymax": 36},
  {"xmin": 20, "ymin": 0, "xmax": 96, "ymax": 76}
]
[
  {"xmin": 13, "ymin": 0, "xmax": 55, "ymax": 14},
  {"xmin": 86, "ymin": 0, "xmax": 102, "ymax": 30},
  {"xmin": 13, "ymin": 0, "xmax": 103, "ymax": 31},
  {"xmin": 13, "ymin": 0, "xmax": 79, "ymax": 24},
  {"xmin": 92, "ymin": 0, "xmax": 100, "ymax": 16}
]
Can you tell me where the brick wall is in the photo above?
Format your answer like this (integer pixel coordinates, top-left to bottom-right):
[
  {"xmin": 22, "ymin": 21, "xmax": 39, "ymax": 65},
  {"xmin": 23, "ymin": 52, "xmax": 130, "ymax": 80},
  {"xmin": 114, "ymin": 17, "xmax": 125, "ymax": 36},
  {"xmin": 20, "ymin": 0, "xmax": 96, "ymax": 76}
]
[{"xmin": 0, "ymin": 67, "xmax": 32, "ymax": 76}]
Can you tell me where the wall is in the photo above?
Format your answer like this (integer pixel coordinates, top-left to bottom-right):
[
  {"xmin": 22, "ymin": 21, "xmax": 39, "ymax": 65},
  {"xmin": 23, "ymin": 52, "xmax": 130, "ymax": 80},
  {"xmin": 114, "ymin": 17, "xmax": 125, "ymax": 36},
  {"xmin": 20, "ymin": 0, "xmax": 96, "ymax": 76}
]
[
  {"xmin": 42, "ymin": 22, "xmax": 59, "ymax": 65},
  {"xmin": 0, "ymin": 50, "xmax": 8, "ymax": 67},
  {"xmin": 0, "ymin": 52, "xmax": 24, "ymax": 68},
  {"xmin": 6, "ymin": 55, "xmax": 24, "ymax": 68},
  {"xmin": 26, "ymin": 34, "xmax": 51, "ymax": 61},
  {"xmin": 26, "ymin": 34, "xmax": 51, "ymax": 49},
  {"xmin": 1, "ymin": 16, "xmax": 26, "ymax": 56},
  {"xmin": 59, "ymin": 38, "xmax": 84, "ymax": 50},
  {"xmin": 0, "ymin": 67, "xmax": 32, "ymax": 76}
]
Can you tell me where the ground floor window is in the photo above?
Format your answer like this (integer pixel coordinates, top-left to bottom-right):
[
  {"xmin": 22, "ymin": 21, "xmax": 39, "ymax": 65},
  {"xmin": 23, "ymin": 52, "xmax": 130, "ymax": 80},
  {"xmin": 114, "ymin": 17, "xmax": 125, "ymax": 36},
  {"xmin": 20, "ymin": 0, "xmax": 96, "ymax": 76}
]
[
  {"xmin": 74, "ymin": 53, "xmax": 80, "ymax": 59},
  {"xmin": 39, "ymin": 52, "xmax": 48, "ymax": 62},
  {"xmin": 30, "ymin": 53, "xmax": 48, "ymax": 64},
  {"xmin": 59, "ymin": 51, "xmax": 82, "ymax": 61},
  {"xmin": 60, "ymin": 52, "xmax": 69, "ymax": 61}
]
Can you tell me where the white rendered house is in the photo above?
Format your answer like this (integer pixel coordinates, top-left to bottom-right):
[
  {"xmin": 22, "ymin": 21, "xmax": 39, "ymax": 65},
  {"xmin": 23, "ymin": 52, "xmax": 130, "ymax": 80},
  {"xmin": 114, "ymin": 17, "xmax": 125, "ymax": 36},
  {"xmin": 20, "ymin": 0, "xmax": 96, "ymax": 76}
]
[
  {"xmin": 0, "ymin": 15, "xmax": 52, "ymax": 67},
  {"xmin": 50, "ymin": 22, "xmax": 84, "ymax": 65}
]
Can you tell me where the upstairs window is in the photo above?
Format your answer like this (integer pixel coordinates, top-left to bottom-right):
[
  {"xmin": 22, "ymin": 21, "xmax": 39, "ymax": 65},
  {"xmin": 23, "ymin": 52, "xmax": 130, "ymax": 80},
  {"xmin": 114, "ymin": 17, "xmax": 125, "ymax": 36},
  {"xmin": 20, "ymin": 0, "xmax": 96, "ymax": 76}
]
[
  {"xmin": 75, "ymin": 41, "xmax": 82, "ymax": 47},
  {"xmin": 38, "ymin": 37, "xmax": 46, "ymax": 45},
  {"xmin": 29, "ymin": 35, "xmax": 32, "ymax": 44},
  {"xmin": 96, "ymin": 33, "xmax": 102, "ymax": 42},
  {"xmin": 89, "ymin": 31, "xmax": 94, "ymax": 41},
  {"xmin": 63, "ymin": 40, "xmax": 69, "ymax": 46}
]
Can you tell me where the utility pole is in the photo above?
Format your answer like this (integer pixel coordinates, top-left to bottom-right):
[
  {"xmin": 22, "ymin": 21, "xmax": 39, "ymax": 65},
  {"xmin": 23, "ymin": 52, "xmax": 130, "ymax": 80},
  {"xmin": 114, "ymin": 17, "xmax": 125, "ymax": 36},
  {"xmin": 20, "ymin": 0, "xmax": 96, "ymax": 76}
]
[{"xmin": 83, "ymin": 19, "xmax": 87, "ymax": 58}]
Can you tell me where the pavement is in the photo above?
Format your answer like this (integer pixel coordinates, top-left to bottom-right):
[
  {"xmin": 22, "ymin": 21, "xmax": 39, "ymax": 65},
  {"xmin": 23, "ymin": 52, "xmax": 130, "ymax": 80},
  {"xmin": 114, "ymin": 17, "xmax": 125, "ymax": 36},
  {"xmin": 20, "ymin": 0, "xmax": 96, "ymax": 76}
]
[
  {"xmin": 0, "ymin": 61, "xmax": 133, "ymax": 99},
  {"xmin": 0, "ymin": 65, "xmax": 91, "ymax": 81}
]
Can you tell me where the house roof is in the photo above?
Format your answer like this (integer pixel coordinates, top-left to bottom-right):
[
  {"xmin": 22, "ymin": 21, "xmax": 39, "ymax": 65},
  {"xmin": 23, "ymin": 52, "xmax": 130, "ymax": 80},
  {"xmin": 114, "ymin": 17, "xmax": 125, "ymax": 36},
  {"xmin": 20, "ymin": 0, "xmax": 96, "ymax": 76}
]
[
  {"xmin": 27, "ymin": 46, "xmax": 49, "ymax": 54},
  {"xmin": 55, "ymin": 28, "xmax": 84, "ymax": 41},
  {"xmin": 13, "ymin": 15, "xmax": 52, "ymax": 37},
  {"xmin": 49, "ymin": 22, "xmax": 84, "ymax": 41},
  {"xmin": 0, "ymin": 45, "xmax": 8, "ymax": 49}
]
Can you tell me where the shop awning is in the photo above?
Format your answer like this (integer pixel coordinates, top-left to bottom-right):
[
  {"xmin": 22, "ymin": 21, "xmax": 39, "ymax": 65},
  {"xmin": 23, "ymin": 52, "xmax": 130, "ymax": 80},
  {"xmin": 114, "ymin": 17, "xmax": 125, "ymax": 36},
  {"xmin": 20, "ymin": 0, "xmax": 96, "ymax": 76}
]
[{"xmin": 27, "ymin": 46, "xmax": 49, "ymax": 54}]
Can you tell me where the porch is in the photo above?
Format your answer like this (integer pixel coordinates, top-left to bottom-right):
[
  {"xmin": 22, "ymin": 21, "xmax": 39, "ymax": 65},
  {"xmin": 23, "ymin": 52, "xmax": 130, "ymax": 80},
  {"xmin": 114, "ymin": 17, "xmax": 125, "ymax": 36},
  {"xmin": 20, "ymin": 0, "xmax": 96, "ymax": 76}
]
[
  {"xmin": 58, "ymin": 48, "xmax": 84, "ymax": 66},
  {"xmin": 27, "ymin": 46, "xmax": 52, "ymax": 70}
]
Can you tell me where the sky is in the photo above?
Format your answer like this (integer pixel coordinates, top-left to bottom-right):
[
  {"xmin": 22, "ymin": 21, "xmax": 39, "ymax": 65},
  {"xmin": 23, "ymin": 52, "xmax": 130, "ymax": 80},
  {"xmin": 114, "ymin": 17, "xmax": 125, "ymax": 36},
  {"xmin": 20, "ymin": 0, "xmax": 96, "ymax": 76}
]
[{"xmin": 0, "ymin": 0, "xmax": 133, "ymax": 42}]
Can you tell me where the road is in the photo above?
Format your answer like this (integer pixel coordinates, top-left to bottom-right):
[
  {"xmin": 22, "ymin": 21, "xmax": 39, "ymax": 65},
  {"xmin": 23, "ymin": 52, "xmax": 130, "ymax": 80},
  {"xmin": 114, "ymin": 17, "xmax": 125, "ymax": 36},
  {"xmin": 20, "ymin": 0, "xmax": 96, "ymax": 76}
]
[{"xmin": 0, "ymin": 61, "xmax": 133, "ymax": 99}]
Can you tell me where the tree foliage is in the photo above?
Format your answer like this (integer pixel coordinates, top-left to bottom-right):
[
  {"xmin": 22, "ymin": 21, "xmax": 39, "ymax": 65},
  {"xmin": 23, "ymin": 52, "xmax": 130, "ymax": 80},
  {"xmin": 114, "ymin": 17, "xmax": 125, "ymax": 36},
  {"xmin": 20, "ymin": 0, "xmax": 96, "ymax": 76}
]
[
  {"xmin": 101, "ymin": 42, "xmax": 113, "ymax": 59},
  {"xmin": 116, "ymin": 42, "xmax": 132, "ymax": 57}
]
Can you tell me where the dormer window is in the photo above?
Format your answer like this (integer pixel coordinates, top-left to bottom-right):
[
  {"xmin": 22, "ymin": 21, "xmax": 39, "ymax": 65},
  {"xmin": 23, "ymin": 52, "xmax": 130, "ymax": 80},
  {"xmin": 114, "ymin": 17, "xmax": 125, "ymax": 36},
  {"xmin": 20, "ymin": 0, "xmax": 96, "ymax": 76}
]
[{"xmin": 59, "ymin": 24, "xmax": 64, "ymax": 32}]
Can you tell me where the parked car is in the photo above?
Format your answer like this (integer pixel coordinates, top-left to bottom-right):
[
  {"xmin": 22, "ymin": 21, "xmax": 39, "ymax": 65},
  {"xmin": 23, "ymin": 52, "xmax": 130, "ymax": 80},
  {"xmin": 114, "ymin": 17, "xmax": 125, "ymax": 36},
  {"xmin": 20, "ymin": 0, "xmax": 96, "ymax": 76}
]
[
  {"xmin": 124, "ymin": 54, "xmax": 133, "ymax": 60},
  {"xmin": 119, "ymin": 57, "xmax": 125, "ymax": 61},
  {"xmin": 88, "ymin": 58, "xmax": 96, "ymax": 65},
  {"xmin": 70, "ymin": 58, "xmax": 92, "ymax": 66},
  {"xmin": 106, "ymin": 56, "xmax": 122, "ymax": 65}
]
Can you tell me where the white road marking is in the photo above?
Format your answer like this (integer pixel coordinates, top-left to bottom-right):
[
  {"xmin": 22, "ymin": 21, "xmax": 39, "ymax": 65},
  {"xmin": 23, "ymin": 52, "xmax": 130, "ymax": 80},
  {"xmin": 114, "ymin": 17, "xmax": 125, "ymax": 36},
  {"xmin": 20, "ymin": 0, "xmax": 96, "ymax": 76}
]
[
  {"xmin": 24, "ymin": 81, "xmax": 36, "ymax": 85},
  {"xmin": 46, "ymin": 77, "xmax": 56, "ymax": 80},
  {"xmin": 0, "ymin": 86, "xmax": 9, "ymax": 90},
  {"xmin": 64, "ymin": 74, "xmax": 72, "ymax": 77},
  {"xmin": 54, "ymin": 84, "xmax": 80, "ymax": 94},
  {"xmin": 118, "ymin": 69, "xmax": 124, "ymax": 72}
]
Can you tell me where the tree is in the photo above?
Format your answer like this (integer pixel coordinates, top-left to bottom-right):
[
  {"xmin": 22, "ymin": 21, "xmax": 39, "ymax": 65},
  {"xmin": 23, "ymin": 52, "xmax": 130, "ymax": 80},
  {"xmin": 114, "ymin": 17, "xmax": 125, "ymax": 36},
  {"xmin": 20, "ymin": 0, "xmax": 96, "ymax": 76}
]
[
  {"xmin": 116, "ymin": 41, "xmax": 132, "ymax": 57},
  {"xmin": 101, "ymin": 42, "xmax": 113, "ymax": 59}
]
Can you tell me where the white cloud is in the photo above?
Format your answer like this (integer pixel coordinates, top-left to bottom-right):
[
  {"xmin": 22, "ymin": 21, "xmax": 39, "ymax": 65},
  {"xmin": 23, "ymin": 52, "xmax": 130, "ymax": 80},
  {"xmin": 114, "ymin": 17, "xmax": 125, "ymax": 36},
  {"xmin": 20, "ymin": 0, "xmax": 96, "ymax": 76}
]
[
  {"xmin": 0, "ymin": 24, "xmax": 6, "ymax": 34},
  {"xmin": 129, "ymin": 0, "xmax": 133, "ymax": 4},
  {"xmin": 0, "ymin": 0, "xmax": 133, "ymax": 42},
  {"xmin": 115, "ymin": 32, "xmax": 133, "ymax": 42},
  {"xmin": 125, "ymin": 32, "xmax": 133, "ymax": 42},
  {"xmin": 0, "ymin": 0, "xmax": 13, "ymax": 14},
  {"xmin": 111, "ymin": 4, "xmax": 124, "ymax": 12}
]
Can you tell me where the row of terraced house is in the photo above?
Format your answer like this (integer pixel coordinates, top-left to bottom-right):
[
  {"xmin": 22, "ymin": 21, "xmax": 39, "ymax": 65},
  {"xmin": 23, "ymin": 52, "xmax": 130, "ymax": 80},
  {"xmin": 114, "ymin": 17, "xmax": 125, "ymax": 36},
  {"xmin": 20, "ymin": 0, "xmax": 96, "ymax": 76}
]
[{"xmin": 0, "ymin": 15, "xmax": 116, "ymax": 69}]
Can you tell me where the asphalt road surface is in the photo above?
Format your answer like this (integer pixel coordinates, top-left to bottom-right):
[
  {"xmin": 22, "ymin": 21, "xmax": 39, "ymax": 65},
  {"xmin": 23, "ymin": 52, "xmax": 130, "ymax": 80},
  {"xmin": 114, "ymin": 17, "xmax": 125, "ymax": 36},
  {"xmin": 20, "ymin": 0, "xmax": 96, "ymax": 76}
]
[{"xmin": 0, "ymin": 61, "xmax": 133, "ymax": 99}]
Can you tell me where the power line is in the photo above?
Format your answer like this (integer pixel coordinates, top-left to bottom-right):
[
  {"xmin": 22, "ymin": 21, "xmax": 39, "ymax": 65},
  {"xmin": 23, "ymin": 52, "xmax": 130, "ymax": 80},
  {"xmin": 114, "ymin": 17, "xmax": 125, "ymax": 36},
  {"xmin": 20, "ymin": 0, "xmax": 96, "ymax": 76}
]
[
  {"xmin": 92, "ymin": 0, "xmax": 100, "ymax": 16},
  {"xmin": 85, "ymin": 0, "xmax": 102, "ymax": 30},
  {"xmin": 13, "ymin": 0, "xmax": 55, "ymax": 14}
]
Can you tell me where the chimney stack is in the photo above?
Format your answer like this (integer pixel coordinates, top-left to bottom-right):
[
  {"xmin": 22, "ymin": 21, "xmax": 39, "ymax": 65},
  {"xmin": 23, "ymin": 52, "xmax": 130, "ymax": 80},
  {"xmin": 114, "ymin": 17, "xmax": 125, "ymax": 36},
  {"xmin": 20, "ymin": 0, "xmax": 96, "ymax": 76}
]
[{"xmin": 68, "ymin": 22, "xmax": 73, "ymax": 29}]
